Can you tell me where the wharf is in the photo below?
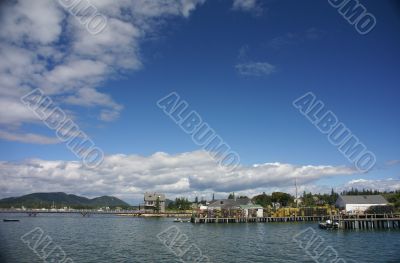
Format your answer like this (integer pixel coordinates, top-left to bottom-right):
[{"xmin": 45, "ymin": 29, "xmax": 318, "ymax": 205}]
[
  {"xmin": 333, "ymin": 214, "xmax": 400, "ymax": 230},
  {"xmin": 192, "ymin": 214, "xmax": 400, "ymax": 230},
  {"xmin": 192, "ymin": 215, "xmax": 330, "ymax": 224}
]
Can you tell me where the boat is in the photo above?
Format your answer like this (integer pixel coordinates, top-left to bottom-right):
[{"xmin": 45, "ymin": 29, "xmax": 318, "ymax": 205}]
[
  {"xmin": 3, "ymin": 219, "xmax": 20, "ymax": 222},
  {"xmin": 319, "ymin": 219, "xmax": 338, "ymax": 230},
  {"xmin": 173, "ymin": 218, "xmax": 190, "ymax": 223}
]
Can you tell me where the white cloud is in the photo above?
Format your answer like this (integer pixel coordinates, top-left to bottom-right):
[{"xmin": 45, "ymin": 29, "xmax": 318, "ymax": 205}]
[
  {"xmin": 232, "ymin": 0, "xmax": 262, "ymax": 14},
  {"xmin": 99, "ymin": 109, "xmax": 121, "ymax": 122},
  {"xmin": 0, "ymin": 150, "xmax": 358, "ymax": 203},
  {"xmin": 235, "ymin": 62, "xmax": 276, "ymax": 76},
  {"xmin": 0, "ymin": 0, "xmax": 205, "ymax": 142},
  {"xmin": 0, "ymin": 0, "xmax": 64, "ymax": 44},
  {"xmin": 0, "ymin": 130, "xmax": 60, "ymax": 144}
]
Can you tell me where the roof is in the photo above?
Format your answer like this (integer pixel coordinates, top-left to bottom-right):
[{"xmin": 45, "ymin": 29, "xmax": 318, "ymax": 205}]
[
  {"xmin": 239, "ymin": 205, "xmax": 263, "ymax": 209},
  {"xmin": 144, "ymin": 192, "xmax": 165, "ymax": 201},
  {"xmin": 208, "ymin": 198, "xmax": 253, "ymax": 209},
  {"xmin": 338, "ymin": 195, "xmax": 388, "ymax": 204}
]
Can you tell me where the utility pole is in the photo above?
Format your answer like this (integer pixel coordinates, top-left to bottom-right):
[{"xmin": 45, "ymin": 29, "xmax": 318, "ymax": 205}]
[{"xmin": 295, "ymin": 177, "xmax": 298, "ymax": 208}]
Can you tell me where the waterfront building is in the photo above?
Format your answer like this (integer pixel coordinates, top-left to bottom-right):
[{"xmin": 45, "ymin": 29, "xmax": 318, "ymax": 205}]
[
  {"xmin": 206, "ymin": 198, "xmax": 263, "ymax": 218},
  {"xmin": 239, "ymin": 204, "xmax": 264, "ymax": 218},
  {"xmin": 335, "ymin": 195, "xmax": 388, "ymax": 213},
  {"xmin": 143, "ymin": 192, "xmax": 166, "ymax": 212}
]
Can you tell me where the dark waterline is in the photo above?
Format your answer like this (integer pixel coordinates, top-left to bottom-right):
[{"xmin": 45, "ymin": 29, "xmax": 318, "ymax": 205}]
[{"xmin": 0, "ymin": 213, "xmax": 399, "ymax": 263}]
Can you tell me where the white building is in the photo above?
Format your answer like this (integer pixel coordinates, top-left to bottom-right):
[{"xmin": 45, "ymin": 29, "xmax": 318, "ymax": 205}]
[
  {"xmin": 240, "ymin": 205, "xmax": 264, "ymax": 218},
  {"xmin": 335, "ymin": 195, "xmax": 388, "ymax": 213}
]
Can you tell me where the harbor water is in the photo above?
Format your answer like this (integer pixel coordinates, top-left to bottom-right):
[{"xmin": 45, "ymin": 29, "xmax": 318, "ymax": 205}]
[{"xmin": 0, "ymin": 213, "xmax": 399, "ymax": 262}]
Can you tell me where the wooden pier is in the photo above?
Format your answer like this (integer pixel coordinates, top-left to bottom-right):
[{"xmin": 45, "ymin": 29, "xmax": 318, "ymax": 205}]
[
  {"xmin": 333, "ymin": 214, "xmax": 400, "ymax": 230},
  {"xmin": 191, "ymin": 213, "xmax": 400, "ymax": 230},
  {"xmin": 192, "ymin": 215, "xmax": 330, "ymax": 224}
]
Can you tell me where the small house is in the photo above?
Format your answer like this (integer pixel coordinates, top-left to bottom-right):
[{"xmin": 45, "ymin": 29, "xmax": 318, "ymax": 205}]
[{"xmin": 143, "ymin": 192, "xmax": 166, "ymax": 212}]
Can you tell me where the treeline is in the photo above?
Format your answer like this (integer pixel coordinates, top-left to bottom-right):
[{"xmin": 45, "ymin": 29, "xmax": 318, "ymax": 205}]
[
  {"xmin": 251, "ymin": 189, "xmax": 400, "ymax": 209},
  {"xmin": 252, "ymin": 192, "xmax": 295, "ymax": 207},
  {"xmin": 168, "ymin": 189, "xmax": 400, "ymax": 210},
  {"xmin": 340, "ymin": 188, "xmax": 384, "ymax": 195},
  {"xmin": 167, "ymin": 197, "xmax": 192, "ymax": 210},
  {"xmin": 301, "ymin": 189, "xmax": 339, "ymax": 207}
]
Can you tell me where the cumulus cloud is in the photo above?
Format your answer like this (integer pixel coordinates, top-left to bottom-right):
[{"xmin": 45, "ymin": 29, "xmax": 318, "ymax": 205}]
[
  {"xmin": 0, "ymin": 0, "xmax": 205, "ymax": 142},
  {"xmin": 0, "ymin": 150, "xmax": 359, "ymax": 203},
  {"xmin": 235, "ymin": 62, "xmax": 276, "ymax": 76}
]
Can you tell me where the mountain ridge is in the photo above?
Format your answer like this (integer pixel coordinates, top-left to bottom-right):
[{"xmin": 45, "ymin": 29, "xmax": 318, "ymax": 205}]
[{"xmin": 0, "ymin": 192, "xmax": 131, "ymax": 209}]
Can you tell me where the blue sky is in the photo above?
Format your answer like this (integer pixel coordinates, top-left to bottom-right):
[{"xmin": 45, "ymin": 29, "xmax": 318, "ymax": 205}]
[{"xmin": 0, "ymin": 0, "xmax": 399, "ymax": 203}]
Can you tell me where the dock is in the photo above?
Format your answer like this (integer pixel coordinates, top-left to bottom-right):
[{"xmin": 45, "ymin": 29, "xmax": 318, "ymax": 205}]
[
  {"xmin": 333, "ymin": 214, "xmax": 400, "ymax": 230},
  {"xmin": 192, "ymin": 215, "xmax": 330, "ymax": 224},
  {"xmin": 191, "ymin": 213, "xmax": 400, "ymax": 230}
]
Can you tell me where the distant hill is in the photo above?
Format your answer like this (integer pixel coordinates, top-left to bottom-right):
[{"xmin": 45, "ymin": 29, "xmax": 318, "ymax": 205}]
[{"xmin": 0, "ymin": 192, "xmax": 130, "ymax": 209}]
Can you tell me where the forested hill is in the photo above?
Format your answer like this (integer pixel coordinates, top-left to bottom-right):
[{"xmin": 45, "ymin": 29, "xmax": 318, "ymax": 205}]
[{"xmin": 0, "ymin": 192, "xmax": 130, "ymax": 209}]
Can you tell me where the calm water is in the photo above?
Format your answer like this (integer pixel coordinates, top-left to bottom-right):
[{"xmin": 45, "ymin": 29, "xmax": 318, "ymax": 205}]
[{"xmin": 0, "ymin": 213, "xmax": 399, "ymax": 263}]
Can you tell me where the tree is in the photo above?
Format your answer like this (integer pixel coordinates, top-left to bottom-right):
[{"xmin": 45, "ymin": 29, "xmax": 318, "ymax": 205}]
[
  {"xmin": 228, "ymin": 192, "xmax": 235, "ymax": 199},
  {"xmin": 166, "ymin": 197, "xmax": 192, "ymax": 211},
  {"xmin": 252, "ymin": 192, "xmax": 272, "ymax": 207},
  {"xmin": 302, "ymin": 192, "xmax": 315, "ymax": 206},
  {"xmin": 194, "ymin": 196, "xmax": 198, "ymax": 204},
  {"xmin": 271, "ymin": 192, "xmax": 293, "ymax": 207},
  {"xmin": 154, "ymin": 196, "xmax": 160, "ymax": 213},
  {"xmin": 329, "ymin": 188, "xmax": 339, "ymax": 205}
]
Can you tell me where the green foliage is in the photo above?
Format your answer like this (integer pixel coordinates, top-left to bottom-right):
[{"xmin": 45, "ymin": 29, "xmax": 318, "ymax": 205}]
[
  {"xmin": 302, "ymin": 191, "xmax": 315, "ymax": 206},
  {"xmin": 252, "ymin": 192, "xmax": 272, "ymax": 207},
  {"xmin": 340, "ymin": 188, "xmax": 381, "ymax": 195},
  {"xmin": 154, "ymin": 196, "xmax": 161, "ymax": 213},
  {"xmin": 271, "ymin": 192, "xmax": 294, "ymax": 206},
  {"xmin": 382, "ymin": 191, "xmax": 400, "ymax": 210},
  {"xmin": 167, "ymin": 197, "xmax": 191, "ymax": 210},
  {"xmin": 252, "ymin": 192, "xmax": 295, "ymax": 207},
  {"xmin": 301, "ymin": 189, "xmax": 339, "ymax": 207}
]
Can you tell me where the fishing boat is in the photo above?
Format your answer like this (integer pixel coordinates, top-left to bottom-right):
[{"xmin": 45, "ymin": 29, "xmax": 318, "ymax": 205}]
[
  {"xmin": 173, "ymin": 218, "xmax": 189, "ymax": 223},
  {"xmin": 319, "ymin": 219, "xmax": 338, "ymax": 230},
  {"xmin": 3, "ymin": 219, "xmax": 20, "ymax": 222}
]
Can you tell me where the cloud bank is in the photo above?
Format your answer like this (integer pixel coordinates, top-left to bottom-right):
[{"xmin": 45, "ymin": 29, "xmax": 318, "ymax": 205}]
[{"xmin": 0, "ymin": 150, "xmax": 361, "ymax": 203}]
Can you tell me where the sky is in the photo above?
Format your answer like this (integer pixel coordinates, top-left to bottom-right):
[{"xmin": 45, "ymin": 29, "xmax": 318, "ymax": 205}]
[{"xmin": 0, "ymin": 0, "xmax": 399, "ymax": 204}]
